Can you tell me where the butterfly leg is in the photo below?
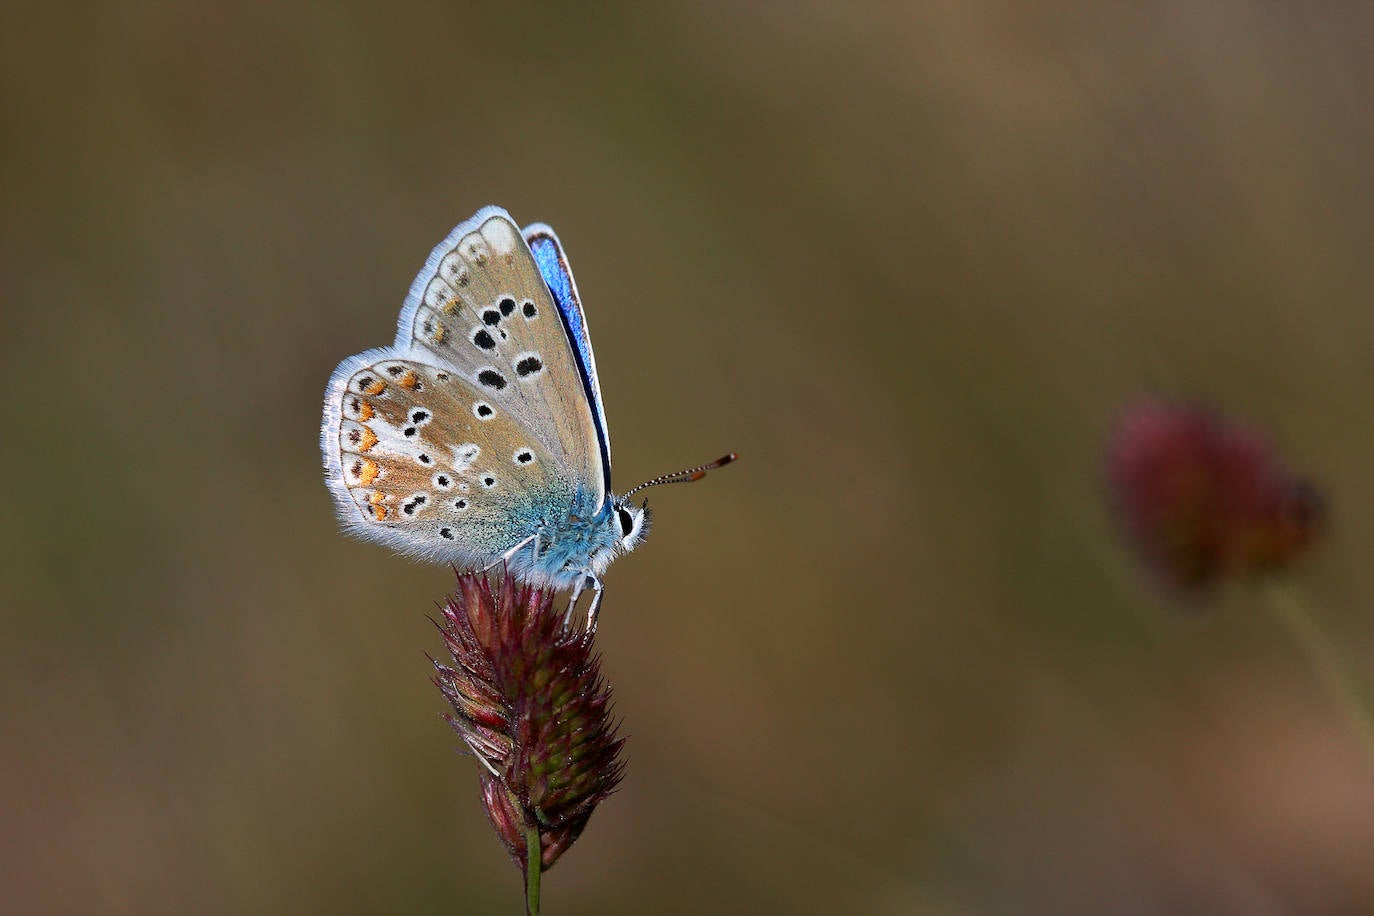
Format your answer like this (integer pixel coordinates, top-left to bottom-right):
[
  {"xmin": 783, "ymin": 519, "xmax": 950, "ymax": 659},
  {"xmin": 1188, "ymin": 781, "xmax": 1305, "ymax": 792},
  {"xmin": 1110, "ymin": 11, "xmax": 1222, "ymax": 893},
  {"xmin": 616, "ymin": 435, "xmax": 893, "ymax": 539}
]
[
  {"xmin": 566, "ymin": 576, "xmax": 586, "ymax": 626},
  {"xmin": 585, "ymin": 575, "xmax": 605, "ymax": 633},
  {"xmin": 564, "ymin": 574, "xmax": 603, "ymax": 631}
]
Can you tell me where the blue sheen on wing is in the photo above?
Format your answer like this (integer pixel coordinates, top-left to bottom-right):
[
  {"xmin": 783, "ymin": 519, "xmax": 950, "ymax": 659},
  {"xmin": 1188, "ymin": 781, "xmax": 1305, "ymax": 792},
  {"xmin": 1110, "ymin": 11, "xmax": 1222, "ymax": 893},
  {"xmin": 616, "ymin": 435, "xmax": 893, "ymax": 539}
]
[{"xmin": 526, "ymin": 228, "xmax": 612, "ymax": 497}]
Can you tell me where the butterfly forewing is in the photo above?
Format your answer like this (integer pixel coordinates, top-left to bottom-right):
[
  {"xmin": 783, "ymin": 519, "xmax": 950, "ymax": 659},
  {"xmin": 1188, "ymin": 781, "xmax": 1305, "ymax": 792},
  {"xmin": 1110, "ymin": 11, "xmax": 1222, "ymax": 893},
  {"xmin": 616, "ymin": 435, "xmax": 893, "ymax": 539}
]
[
  {"xmin": 525, "ymin": 225, "xmax": 613, "ymax": 498},
  {"xmin": 400, "ymin": 209, "xmax": 606, "ymax": 508},
  {"xmin": 329, "ymin": 356, "xmax": 572, "ymax": 563}
]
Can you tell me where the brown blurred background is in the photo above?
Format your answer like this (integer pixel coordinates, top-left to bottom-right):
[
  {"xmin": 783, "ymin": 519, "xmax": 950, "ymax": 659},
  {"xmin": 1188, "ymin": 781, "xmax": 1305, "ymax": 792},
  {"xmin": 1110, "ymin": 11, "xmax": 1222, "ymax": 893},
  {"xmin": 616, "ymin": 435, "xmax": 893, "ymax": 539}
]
[{"xmin": 4, "ymin": 2, "xmax": 1374, "ymax": 913}]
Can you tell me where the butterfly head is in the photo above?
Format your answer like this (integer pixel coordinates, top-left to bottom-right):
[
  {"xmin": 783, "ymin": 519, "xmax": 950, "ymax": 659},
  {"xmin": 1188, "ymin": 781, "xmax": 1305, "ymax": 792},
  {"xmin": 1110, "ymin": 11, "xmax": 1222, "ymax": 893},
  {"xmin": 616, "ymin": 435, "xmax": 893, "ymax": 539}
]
[{"xmin": 612, "ymin": 498, "xmax": 653, "ymax": 552}]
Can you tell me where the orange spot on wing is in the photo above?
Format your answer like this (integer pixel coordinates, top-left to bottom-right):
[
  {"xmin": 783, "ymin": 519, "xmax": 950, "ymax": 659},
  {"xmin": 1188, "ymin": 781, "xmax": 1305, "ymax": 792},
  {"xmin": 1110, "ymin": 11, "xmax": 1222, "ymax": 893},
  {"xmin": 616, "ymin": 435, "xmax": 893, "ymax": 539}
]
[
  {"xmin": 442, "ymin": 298, "xmax": 461, "ymax": 315},
  {"xmin": 357, "ymin": 427, "xmax": 378, "ymax": 452},
  {"xmin": 364, "ymin": 379, "xmax": 387, "ymax": 396},
  {"xmin": 373, "ymin": 505, "xmax": 387, "ymax": 521},
  {"xmin": 358, "ymin": 459, "xmax": 380, "ymax": 486},
  {"xmin": 358, "ymin": 401, "xmax": 374, "ymax": 421},
  {"xmin": 431, "ymin": 324, "xmax": 447, "ymax": 344},
  {"xmin": 399, "ymin": 370, "xmax": 419, "ymax": 389}
]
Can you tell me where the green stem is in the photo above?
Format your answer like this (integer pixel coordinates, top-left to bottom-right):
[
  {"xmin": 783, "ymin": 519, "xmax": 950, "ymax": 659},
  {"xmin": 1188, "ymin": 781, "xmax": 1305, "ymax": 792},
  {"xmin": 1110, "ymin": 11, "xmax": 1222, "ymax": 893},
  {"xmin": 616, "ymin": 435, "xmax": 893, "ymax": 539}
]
[
  {"xmin": 1265, "ymin": 583, "xmax": 1374, "ymax": 765},
  {"xmin": 523, "ymin": 820, "xmax": 542, "ymax": 916}
]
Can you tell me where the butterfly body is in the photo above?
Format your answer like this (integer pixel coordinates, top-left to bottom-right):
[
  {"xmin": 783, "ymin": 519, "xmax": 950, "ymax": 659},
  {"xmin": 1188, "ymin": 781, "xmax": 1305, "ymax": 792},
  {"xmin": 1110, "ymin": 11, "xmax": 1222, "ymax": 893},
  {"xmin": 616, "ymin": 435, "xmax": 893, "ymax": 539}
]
[
  {"xmin": 506, "ymin": 498, "xmax": 646, "ymax": 591},
  {"xmin": 321, "ymin": 207, "xmax": 655, "ymax": 614}
]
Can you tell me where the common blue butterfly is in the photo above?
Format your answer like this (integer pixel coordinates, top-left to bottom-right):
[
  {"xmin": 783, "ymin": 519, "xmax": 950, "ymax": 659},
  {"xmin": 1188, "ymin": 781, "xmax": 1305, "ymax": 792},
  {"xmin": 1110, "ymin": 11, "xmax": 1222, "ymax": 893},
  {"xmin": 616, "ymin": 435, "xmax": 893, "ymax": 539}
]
[{"xmin": 321, "ymin": 206, "xmax": 734, "ymax": 626}]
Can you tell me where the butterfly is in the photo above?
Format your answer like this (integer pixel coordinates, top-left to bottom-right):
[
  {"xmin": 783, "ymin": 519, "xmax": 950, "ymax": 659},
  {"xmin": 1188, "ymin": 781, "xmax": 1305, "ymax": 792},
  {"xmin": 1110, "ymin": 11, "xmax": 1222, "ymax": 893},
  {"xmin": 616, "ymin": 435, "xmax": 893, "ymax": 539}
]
[{"xmin": 321, "ymin": 206, "xmax": 735, "ymax": 627}]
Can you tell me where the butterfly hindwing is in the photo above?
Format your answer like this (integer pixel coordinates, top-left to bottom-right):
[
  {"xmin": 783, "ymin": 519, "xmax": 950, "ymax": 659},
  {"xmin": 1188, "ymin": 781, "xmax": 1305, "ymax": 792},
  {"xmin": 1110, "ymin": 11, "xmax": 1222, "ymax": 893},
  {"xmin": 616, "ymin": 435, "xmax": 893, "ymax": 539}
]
[
  {"xmin": 396, "ymin": 207, "xmax": 608, "ymax": 508},
  {"xmin": 323, "ymin": 354, "xmax": 573, "ymax": 563}
]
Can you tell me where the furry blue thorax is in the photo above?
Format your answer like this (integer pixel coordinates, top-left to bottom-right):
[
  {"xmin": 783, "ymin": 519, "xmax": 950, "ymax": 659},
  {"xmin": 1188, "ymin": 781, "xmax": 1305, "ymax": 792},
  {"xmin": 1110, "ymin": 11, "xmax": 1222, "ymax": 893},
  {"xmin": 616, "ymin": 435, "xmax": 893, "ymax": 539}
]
[{"xmin": 502, "ymin": 486, "xmax": 650, "ymax": 591}]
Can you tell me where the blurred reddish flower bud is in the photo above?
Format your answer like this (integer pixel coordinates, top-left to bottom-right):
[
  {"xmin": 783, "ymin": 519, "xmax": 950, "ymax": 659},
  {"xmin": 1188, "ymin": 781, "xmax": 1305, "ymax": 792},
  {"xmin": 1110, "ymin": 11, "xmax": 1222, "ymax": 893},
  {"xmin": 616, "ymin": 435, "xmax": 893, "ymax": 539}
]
[
  {"xmin": 431, "ymin": 571, "xmax": 625, "ymax": 875},
  {"xmin": 1105, "ymin": 401, "xmax": 1324, "ymax": 589}
]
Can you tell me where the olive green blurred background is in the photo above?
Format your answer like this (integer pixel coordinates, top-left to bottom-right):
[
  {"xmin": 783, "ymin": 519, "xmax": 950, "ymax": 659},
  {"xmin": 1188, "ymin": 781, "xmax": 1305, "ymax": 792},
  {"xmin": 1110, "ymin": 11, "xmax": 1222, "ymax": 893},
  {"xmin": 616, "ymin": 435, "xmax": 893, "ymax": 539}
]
[{"xmin": 5, "ymin": 3, "xmax": 1374, "ymax": 913}]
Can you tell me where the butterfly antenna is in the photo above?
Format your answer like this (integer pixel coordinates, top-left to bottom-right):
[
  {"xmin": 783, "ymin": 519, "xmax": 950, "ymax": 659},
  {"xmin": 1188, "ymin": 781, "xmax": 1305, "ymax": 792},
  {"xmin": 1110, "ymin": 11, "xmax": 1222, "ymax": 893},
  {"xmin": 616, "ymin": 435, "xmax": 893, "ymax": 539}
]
[{"xmin": 624, "ymin": 452, "xmax": 738, "ymax": 497}]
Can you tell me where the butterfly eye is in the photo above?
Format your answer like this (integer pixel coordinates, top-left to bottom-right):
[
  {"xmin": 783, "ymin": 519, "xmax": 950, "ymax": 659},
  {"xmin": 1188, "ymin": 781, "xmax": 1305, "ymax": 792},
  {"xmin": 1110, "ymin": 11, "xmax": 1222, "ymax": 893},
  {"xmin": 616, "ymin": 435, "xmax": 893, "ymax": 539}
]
[{"xmin": 617, "ymin": 507, "xmax": 634, "ymax": 538}]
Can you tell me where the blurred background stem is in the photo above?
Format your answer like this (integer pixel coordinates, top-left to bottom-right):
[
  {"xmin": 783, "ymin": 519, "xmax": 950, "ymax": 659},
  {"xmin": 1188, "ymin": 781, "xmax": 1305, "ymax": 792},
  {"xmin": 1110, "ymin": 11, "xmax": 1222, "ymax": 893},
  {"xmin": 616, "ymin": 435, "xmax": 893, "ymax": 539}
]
[{"xmin": 1266, "ymin": 583, "xmax": 1374, "ymax": 766}]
